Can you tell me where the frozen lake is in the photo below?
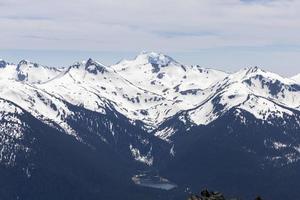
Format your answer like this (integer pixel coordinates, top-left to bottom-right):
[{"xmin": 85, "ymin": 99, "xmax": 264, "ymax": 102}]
[{"xmin": 132, "ymin": 173, "xmax": 177, "ymax": 190}]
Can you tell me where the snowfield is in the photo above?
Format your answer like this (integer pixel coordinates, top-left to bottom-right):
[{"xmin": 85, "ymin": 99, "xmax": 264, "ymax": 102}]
[{"xmin": 0, "ymin": 52, "xmax": 299, "ymax": 140}]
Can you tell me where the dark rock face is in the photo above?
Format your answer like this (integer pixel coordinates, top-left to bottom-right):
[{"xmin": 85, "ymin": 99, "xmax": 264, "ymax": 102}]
[
  {"xmin": 158, "ymin": 107, "xmax": 300, "ymax": 200},
  {"xmin": 0, "ymin": 98, "xmax": 172, "ymax": 200},
  {"xmin": 2, "ymin": 94, "xmax": 297, "ymax": 199},
  {"xmin": 17, "ymin": 71, "xmax": 28, "ymax": 81},
  {"xmin": 0, "ymin": 60, "xmax": 7, "ymax": 68},
  {"xmin": 187, "ymin": 189, "xmax": 262, "ymax": 200},
  {"xmin": 188, "ymin": 190, "xmax": 225, "ymax": 200},
  {"xmin": 85, "ymin": 58, "xmax": 108, "ymax": 74},
  {"xmin": 243, "ymin": 74, "xmax": 300, "ymax": 96}
]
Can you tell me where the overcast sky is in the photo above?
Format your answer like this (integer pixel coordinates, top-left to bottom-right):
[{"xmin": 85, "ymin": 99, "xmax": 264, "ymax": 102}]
[{"xmin": 0, "ymin": 0, "xmax": 299, "ymax": 76}]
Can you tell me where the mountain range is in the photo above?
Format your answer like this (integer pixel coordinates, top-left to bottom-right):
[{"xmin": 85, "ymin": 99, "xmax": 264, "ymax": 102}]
[{"xmin": 0, "ymin": 52, "xmax": 300, "ymax": 200}]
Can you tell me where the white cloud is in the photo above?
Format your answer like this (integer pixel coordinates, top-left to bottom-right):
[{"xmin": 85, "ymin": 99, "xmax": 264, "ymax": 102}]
[
  {"xmin": 0, "ymin": 0, "xmax": 300, "ymax": 77},
  {"xmin": 0, "ymin": 0, "xmax": 299, "ymax": 52}
]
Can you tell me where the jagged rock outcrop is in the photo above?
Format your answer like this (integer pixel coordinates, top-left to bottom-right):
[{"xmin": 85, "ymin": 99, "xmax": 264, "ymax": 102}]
[
  {"xmin": 188, "ymin": 189, "xmax": 263, "ymax": 200},
  {"xmin": 188, "ymin": 189, "xmax": 225, "ymax": 200}
]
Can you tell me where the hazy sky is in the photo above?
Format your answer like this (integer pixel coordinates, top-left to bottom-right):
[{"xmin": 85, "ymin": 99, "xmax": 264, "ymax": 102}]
[{"xmin": 0, "ymin": 0, "xmax": 299, "ymax": 76}]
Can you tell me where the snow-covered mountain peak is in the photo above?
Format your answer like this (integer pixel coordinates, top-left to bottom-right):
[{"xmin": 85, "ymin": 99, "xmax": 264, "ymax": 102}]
[
  {"xmin": 245, "ymin": 66, "xmax": 263, "ymax": 74},
  {"xmin": 85, "ymin": 58, "xmax": 108, "ymax": 74},
  {"xmin": 14, "ymin": 60, "xmax": 62, "ymax": 83},
  {"xmin": 136, "ymin": 51, "xmax": 178, "ymax": 67},
  {"xmin": 17, "ymin": 59, "xmax": 42, "ymax": 70},
  {"xmin": 115, "ymin": 52, "xmax": 180, "ymax": 73},
  {"xmin": 204, "ymin": 67, "xmax": 300, "ymax": 124},
  {"xmin": 231, "ymin": 66, "xmax": 265, "ymax": 80},
  {"xmin": 0, "ymin": 55, "xmax": 299, "ymax": 139},
  {"xmin": 68, "ymin": 59, "xmax": 109, "ymax": 75},
  {"xmin": 229, "ymin": 66, "xmax": 295, "ymax": 87},
  {"xmin": 18, "ymin": 59, "xmax": 31, "ymax": 66},
  {"xmin": 17, "ymin": 59, "xmax": 58, "ymax": 71}
]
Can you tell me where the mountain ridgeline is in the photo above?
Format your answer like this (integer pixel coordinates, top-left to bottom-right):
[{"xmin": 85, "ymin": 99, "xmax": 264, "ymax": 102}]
[{"xmin": 0, "ymin": 52, "xmax": 300, "ymax": 200}]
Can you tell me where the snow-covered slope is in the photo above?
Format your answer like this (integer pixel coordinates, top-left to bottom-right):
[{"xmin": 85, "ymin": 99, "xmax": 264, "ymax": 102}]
[
  {"xmin": 292, "ymin": 73, "xmax": 300, "ymax": 83},
  {"xmin": 35, "ymin": 54, "xmax": 227, "ymax": 130},
  {"xmin": 0, "ymin": 60, "xmax": 61, "ymax": 83},
  {"xmin": 112, "ymin": 52, "xmax": 228, "ymax": 101},
  {"xmin": 38, "ymin": 58, "xmax": 178, "ymax": 128},
  {"xmin": 0, "ymin": 78, "xmax": 77, "ymax": 138},
  {"xmin": 0, "ymin": 53, "xmax": 299, "ymax": 140},
  {"xmin": 0, "ymin": 62, "xmax": 18, "ymax": 81},
  {"xmin": 187, "ymin": 66, "xmax": 300, "ymax": 126},
  {"xmin": 16, "ymin": 60, "xmax": 62, "ymax": 83},
  {"xmin": 154, "ymin": 66, "xmax": 300, "ymax": 140}
]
